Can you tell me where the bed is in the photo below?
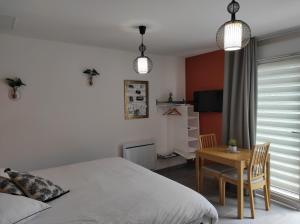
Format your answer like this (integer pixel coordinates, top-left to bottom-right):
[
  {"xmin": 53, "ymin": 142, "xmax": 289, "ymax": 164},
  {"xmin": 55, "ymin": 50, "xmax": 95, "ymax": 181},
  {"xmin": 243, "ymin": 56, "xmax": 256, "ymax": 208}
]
[{"xmin": 26, "ymin": 157, "xmax": 218, "ymax": 224}]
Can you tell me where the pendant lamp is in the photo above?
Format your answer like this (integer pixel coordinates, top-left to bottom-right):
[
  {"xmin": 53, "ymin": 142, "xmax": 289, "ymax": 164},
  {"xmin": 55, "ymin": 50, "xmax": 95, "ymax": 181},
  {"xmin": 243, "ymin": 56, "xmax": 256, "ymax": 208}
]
[
  {"xmin": 216, "ymin": 0, "xmax": 251, "ymax": 51},
  {"xmin": 133, "ymin": 26, "xmax": 153, "ymax": 74}
]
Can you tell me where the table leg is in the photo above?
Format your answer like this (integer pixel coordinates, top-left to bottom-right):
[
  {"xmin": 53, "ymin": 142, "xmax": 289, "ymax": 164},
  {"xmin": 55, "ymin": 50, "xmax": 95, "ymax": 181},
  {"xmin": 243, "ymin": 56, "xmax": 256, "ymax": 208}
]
[{"xmin": 237, "ymin": 163, "xmax": 244, "ymax": 219}]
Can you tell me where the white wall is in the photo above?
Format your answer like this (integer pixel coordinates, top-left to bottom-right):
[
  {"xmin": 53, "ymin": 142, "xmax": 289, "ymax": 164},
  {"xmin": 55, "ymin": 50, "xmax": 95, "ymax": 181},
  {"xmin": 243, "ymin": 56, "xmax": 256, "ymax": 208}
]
[{"xmin": 0, "ymin": 34, "xmax": 185, "ymax": 171}]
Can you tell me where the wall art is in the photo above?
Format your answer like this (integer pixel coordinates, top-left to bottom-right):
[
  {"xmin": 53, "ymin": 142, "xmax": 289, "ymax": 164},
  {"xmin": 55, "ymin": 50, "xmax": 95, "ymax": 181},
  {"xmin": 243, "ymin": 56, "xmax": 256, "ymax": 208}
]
[{"xmin": 124, "ymin": 80, "xmax": 149, "ymax": 119}]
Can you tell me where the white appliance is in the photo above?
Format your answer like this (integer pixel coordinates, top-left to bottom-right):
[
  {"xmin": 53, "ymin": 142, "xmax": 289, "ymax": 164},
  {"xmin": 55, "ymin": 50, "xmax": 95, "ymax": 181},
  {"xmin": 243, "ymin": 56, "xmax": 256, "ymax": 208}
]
[{"xmin": 123, "ymin": 139, "xmax": 156, "ymax": 170}]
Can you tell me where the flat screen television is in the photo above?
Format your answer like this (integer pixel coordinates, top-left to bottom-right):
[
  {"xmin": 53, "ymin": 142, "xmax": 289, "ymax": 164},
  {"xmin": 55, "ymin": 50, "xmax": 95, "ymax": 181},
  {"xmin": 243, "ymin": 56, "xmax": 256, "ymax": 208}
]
[{"xmin": 193, "ymin": 90, "xmax": 223, "ymax": 112}]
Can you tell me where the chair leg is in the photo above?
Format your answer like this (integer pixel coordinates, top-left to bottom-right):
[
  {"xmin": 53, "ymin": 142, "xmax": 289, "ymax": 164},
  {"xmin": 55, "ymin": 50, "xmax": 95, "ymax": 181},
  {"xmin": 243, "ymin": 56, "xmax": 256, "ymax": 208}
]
[
  {"xmin": 249, "ymin": 186, "xmax": 255, "ymax": 219},
  {"xmin": 195, "ymin": 155, "xmax": 200, "ymax": 192},
  {"xmin": 199, "ymin": 158, "xmax": 204, "ymax": 193},
  {"xmin": 220, "ymin": 179, "xmax": 226, "ymax": 206},
  {"xmin": 263, "ymin": 185, "xmax": 270, "ymax": 211},
  {"xmin": 219, "ymin": 178, "xmax": 223, "ymax": 205}
]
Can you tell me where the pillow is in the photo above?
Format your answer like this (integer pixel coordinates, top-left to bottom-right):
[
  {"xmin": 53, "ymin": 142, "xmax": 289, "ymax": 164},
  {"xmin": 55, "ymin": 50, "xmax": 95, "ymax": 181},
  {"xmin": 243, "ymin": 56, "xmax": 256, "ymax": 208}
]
[
  {"xmin": 0, "ymin": 168, "xmax": 9, "ymax": 178},
  {"xmin": 0, "ymin": 176, "xmax": 24, "ymax": 196},
  {"xmin": 5, "ymin": 168, "xmax": 69, "ymax": 202},
  {"xmin": 0, "ymin": 193, "xmax": 50, "ymax": 224}
]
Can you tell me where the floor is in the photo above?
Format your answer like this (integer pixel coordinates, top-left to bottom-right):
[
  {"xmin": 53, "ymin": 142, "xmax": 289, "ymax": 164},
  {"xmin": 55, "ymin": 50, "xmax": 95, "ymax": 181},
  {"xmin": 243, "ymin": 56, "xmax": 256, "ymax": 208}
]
[{"xmin": 156, "ymin": 162, "xmax": 300, "ymax": 224}]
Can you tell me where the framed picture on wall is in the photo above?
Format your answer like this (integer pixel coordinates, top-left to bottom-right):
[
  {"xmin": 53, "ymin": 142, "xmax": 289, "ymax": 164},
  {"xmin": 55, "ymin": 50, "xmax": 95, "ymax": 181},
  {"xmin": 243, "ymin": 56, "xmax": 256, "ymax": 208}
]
[{"xmin": 124, "ymin": 80, "xmax": 149, "ymax": 120}]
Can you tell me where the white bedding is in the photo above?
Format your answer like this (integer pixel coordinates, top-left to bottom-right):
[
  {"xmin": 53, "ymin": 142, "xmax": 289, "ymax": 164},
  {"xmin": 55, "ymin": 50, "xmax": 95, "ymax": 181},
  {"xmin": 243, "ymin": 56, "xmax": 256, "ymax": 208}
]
[{"xmin": 27, "ymin": 157, "xmax": 218, "ymax": 224}]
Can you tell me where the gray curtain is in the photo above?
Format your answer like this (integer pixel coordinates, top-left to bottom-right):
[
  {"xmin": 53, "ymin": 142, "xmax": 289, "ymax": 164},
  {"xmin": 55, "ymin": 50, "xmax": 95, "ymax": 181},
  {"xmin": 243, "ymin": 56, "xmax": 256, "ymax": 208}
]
[{"xmin": 222, "ymin": 38, "xmax": 258, "ymax": 149}]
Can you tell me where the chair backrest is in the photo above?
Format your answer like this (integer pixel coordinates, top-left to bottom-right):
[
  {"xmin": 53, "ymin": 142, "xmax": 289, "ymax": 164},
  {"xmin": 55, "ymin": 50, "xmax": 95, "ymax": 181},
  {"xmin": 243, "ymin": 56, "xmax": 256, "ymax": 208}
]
[
  {"xmin": 249, "ymin": 143, "xmax": 270, "ymax": 180},
  {"xmin": 199, "ymin": 134, "xmax": 217, "ymax": 149}
]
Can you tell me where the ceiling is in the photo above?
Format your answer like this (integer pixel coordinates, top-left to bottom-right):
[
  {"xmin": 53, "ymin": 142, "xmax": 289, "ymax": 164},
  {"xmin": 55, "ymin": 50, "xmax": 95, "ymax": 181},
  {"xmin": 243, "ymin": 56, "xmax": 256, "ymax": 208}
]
[{"xmin": 1, "ymin": 0, "xmax": 300, "ymax": 56}]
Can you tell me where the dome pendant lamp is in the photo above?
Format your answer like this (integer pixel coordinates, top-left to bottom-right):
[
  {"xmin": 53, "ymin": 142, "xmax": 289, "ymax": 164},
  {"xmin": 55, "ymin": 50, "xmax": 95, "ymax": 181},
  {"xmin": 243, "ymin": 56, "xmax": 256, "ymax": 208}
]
[
  {"xmin": 133, "ymin": 25, "xmax": 153, "ymax": 75},
  {"xmin": 216, "ymin": 0, "xmax": 251, "ymax": 51}
]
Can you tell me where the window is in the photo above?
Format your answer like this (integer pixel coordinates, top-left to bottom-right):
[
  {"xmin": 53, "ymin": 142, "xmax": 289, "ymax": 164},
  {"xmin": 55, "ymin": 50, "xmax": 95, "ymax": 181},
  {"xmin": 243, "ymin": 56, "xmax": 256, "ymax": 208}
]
[{"xmin": 257, "ymin": 56, "xmax": 300, "ymax": 207}]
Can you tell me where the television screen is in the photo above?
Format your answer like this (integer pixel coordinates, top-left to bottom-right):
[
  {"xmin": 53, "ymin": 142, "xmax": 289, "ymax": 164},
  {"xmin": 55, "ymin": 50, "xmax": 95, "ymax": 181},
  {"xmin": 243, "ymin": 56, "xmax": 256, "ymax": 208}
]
[{"xmin": 193, "ymin": 90, "xmax": 223, "ymax": 112}]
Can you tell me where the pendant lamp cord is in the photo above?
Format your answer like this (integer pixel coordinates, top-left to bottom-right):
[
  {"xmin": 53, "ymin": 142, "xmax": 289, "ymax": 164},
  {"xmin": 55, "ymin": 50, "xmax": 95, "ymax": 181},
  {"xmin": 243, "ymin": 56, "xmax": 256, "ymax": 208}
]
[
  {"xmin": 140, "ymin": 34, "xmax": 145, "ymax": 56},
  {"xmin": 230, "ymin": 0, "xmax": 237, "ymax": 21},
  {"xmin": 138, "ymin": 25, "xmax": 147, "ymax": 57}
]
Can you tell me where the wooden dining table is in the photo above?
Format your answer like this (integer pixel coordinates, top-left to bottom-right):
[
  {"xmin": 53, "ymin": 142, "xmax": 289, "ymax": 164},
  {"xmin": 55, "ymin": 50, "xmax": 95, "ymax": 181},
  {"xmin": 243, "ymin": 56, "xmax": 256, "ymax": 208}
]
[{"xmin": 195, "ymin": 146, "xmax": 270, "ymax": 219}]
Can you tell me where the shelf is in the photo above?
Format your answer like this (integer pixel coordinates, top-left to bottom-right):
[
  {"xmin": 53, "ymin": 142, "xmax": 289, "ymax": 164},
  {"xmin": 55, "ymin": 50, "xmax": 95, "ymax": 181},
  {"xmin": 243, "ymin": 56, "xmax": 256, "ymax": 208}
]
[
  {"xmin": 156, "ymin": 100, "xmax": 186, "ymax": 107},
  {"xmin": 188, "ymin": 137, "xmax": 198, "ymax": 142},
  {"xmin": 157, "ymin": 103, "xmax": 187, "ymax": 107},
  {"xmin": 174, "ymin": 149, "xmax": 195, "ymax": 160},
  {"xmin": 188, "ymin": 127, "xmax": 198, "ymax": 131},
  {"xmin": 188, "ymin": 147, "xmax": 198, "ymax": 153}
]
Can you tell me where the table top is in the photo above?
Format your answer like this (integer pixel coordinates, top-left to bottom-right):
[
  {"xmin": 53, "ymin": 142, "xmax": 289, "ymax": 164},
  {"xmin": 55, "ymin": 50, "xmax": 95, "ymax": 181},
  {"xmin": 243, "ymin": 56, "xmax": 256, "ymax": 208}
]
[{"xmin": 197, "ymin": 146, "xmax": 251, "ymax": 163}]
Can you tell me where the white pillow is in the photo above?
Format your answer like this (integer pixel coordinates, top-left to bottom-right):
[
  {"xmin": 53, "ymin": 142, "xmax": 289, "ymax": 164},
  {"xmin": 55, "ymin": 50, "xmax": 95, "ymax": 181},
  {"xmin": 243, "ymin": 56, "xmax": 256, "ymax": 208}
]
[
  {"xmin": 0, "ymin": 168, "xmax": 9, "ymax": 178},
  {"xmin": 0, "ymin": 193, "xmax": 50, "ymax": 224}
]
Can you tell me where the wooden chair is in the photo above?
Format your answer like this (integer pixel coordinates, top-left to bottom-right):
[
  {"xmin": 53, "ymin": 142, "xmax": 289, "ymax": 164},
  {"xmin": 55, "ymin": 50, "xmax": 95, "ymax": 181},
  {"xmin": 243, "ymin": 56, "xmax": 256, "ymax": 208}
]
[
  {"xmin": 220, "ymin": 143, "xmax": 271, "ymax": 218},
  {"xmin": 199, "ymin": 134, "xmax": 218, "ymax": 149},
  {"xmin": 197, "ymin": 134, "xmax": 234, "ymax": 203}
]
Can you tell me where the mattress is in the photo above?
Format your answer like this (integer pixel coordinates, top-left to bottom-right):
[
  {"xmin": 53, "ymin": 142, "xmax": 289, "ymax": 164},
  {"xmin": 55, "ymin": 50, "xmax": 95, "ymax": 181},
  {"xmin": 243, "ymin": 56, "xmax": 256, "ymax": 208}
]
[{"xmin": 27, "ymin": 157, "xmax": 218, "ymax": 224}]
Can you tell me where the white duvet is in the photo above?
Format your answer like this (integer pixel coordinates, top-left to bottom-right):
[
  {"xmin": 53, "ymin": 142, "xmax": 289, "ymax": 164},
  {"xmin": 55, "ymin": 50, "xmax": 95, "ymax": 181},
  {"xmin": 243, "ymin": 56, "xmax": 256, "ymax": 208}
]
[{"xmin": 28, "ymin": 157, "xmax": 218, "ymax": 224}]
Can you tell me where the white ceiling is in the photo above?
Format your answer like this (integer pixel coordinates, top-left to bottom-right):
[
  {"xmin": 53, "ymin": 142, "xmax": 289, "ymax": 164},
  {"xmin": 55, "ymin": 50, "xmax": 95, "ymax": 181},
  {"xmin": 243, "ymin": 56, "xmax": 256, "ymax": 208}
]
[{"xmin": 1, "ymin": 0, "xmax": 300, "ymax": 56}]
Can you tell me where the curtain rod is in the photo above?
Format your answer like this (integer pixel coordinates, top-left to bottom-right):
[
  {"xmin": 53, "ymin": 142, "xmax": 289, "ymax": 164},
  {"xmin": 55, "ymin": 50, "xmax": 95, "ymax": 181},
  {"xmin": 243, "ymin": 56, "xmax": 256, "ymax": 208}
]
[
  {"xmin": 257, "ymin": 52, "xmax": 300, "ymax": 64},
  {"xmin": 257, "ymin": 26, "xmax": 300, "ymax": 45}
]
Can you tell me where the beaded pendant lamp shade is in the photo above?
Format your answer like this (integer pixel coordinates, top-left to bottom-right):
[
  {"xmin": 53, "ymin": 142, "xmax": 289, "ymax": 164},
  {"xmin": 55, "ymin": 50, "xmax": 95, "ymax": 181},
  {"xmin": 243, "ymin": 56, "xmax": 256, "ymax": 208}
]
[{"xmin": 216, "ymin": 0, "xmax": 251, "ymax": 51}]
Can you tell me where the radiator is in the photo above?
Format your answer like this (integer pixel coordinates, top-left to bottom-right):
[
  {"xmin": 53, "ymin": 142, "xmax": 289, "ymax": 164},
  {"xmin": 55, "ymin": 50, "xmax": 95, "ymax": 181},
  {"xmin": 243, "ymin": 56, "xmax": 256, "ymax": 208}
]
[{"xmin": 123, "ymin": 139, "xmax": 156, "ymax": 170}]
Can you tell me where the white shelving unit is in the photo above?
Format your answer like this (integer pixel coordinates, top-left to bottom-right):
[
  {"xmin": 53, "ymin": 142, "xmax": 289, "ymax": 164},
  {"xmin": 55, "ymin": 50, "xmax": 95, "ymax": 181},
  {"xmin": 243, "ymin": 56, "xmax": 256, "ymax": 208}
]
[
  {"xmin": 157, "ymin": 104, "xmax": 200, "ymax": 160},
  {"xmin": 174, "ymin": 105, "xmax": 199, "ymax": 159}
]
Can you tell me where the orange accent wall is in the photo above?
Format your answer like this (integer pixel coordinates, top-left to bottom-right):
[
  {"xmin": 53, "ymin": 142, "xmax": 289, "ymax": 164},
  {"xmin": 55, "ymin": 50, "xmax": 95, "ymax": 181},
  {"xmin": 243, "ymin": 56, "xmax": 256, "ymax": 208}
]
[{"xmin": 186, "ymin": 50, "xmax": 225, "ymax": 144}]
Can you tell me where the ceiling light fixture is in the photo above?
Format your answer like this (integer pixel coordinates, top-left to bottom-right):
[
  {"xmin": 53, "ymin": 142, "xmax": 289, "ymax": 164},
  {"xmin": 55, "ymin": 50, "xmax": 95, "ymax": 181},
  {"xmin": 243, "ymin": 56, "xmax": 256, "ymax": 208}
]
[
  {"xmin": 216, "ymin": 0, "xmax": 251, "ymax": 51},
  {"xmin": 133, "ymin": 26, "xmax": 153, "ymax": 75}
]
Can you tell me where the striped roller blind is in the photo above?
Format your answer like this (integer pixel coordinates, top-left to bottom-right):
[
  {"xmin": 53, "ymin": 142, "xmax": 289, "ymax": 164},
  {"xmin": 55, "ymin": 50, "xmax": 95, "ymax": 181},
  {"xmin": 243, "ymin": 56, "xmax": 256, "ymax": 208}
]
[{"xmin": 257, "ymin": 56, "xmax": 300, "ymax": 200}]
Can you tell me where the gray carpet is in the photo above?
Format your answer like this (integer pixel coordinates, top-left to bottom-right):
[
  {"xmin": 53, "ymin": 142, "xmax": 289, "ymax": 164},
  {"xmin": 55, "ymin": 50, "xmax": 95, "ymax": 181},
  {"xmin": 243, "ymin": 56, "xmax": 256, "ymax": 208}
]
[{"xmin": 156, "ymin": 162, "xmax": 300, "ymax": 224}]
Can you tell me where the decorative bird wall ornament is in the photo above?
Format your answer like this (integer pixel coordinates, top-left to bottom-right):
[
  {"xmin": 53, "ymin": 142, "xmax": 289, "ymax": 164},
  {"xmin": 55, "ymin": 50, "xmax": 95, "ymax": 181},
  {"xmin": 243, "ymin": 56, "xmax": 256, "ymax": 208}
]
[
  {"xmin": 83, "ymin": 68, "xmax": 100, "ymax": 86},
  {"xmin": 5, "ymin": 77, "xmax": 26, "ymax": 100}
]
